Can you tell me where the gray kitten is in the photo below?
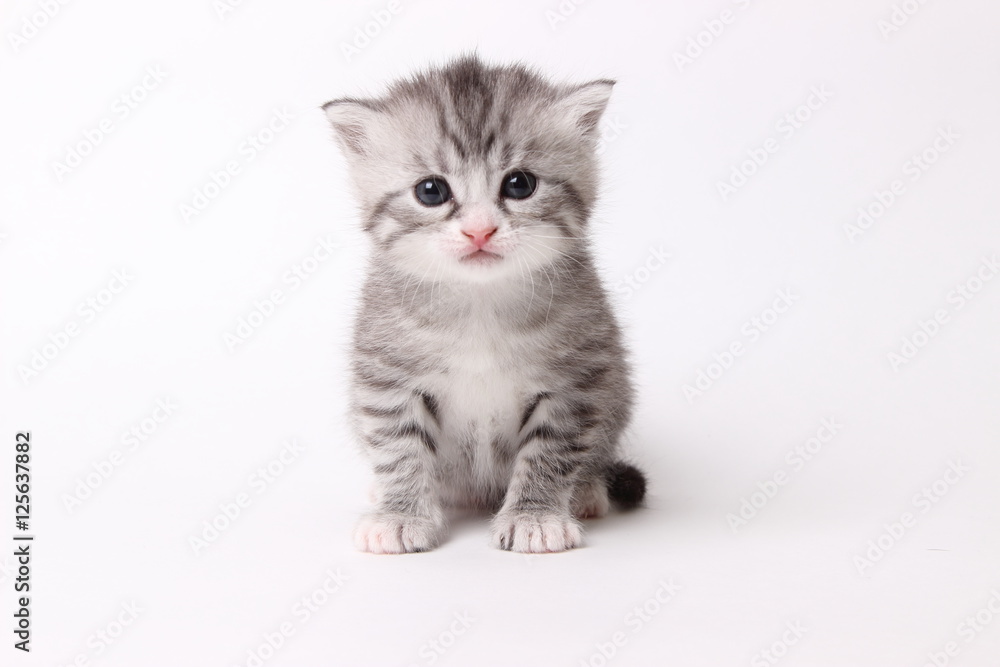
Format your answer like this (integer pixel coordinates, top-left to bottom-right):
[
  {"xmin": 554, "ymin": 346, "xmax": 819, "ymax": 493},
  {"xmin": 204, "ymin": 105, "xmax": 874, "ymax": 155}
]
[{"xmin": 323, "ymin": 56, "xmax": 645, "ymax": 554}]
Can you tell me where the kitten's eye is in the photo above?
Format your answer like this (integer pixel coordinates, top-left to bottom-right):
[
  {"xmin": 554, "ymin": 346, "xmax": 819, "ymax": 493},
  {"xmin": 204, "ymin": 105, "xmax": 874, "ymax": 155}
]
[
  {"xmin": 501, "ymin": 171, "xmax": 537, "ymax": 200},
  {"xmin": 414, "ymin": 177, "xmax": 451, "ymax": 206}
]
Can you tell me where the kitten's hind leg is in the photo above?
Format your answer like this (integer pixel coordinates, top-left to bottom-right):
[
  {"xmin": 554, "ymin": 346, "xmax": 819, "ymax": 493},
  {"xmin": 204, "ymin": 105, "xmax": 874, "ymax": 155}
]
[
  {"xmin": 353, "ymin": 392, "xmax": 446, "ymax": 554},
  {"xmin": 571, "ymin": 476, "xmax": 610, "ymax": 519}
]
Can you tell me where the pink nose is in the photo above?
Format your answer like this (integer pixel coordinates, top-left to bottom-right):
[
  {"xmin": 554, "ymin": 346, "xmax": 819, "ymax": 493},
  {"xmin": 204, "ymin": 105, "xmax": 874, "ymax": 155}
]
[{"xmin": 461, "ymin": 226, "xmax": 497, "ymax": 249}]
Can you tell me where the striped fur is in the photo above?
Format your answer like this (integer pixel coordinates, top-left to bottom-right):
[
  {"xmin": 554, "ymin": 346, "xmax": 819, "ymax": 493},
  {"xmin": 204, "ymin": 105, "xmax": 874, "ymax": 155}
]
[{"xmin": 324, "ymin": 56, "xmax": 644, "ymax": 554}]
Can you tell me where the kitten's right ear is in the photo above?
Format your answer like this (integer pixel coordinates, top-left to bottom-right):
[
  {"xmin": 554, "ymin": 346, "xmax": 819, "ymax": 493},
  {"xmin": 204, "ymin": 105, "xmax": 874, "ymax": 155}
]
[{"xmin": 322, "ymin": 98, "xmax": 381, "ymax": 158}]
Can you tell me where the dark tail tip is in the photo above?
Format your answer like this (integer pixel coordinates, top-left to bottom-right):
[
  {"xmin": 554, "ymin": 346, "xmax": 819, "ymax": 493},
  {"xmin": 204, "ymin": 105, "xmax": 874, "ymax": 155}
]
[{"xmin": 606, "ymin": 462, "xmax": 647, "ymax": 510}]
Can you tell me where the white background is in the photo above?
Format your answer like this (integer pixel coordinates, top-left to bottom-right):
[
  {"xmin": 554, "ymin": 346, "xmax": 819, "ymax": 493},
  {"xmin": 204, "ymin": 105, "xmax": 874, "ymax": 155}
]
[{"xmin": 2, "ymin": 0, "xmax": 999, "ymax": 665}]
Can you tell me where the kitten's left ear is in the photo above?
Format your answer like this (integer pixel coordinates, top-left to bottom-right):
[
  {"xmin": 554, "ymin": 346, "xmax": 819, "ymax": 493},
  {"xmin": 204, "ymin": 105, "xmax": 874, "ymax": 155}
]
[
  {"xmin": 555, "ymin": 79, "xmax": 615, "ymax": 138},
  {"xmin": 322, "ymin": 98, "xmax": 381, "ymax": 159}
]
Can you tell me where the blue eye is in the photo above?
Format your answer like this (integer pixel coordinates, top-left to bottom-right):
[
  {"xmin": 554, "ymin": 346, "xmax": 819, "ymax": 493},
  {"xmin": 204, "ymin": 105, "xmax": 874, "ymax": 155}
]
[
  {"xmin": 415, "ymin": 177, "xmax": 451, "ymax": 206},
  {"xmin": 501, "ymin": 171, "xmax": 536, "ymax": 199}
]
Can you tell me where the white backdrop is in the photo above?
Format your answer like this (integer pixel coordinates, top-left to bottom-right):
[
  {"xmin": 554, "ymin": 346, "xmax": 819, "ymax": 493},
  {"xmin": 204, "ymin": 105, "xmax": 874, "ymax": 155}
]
[{"xmin": 2, "ymin": 0, "xmax": 999, "ymax": 665}]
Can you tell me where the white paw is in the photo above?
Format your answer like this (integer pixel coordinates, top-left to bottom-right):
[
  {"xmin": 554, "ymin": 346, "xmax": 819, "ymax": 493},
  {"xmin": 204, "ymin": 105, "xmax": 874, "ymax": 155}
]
[
  {"xmin": 571, "ymin": 481, "xmax": 610, "ymax": 519},
  {"xmin": 490, "ymin": 512, "xmax": 583, "ymax": 553},
  {"xmin": 353, "ymin": 512, "xmax": 444, "ymax": 554}
]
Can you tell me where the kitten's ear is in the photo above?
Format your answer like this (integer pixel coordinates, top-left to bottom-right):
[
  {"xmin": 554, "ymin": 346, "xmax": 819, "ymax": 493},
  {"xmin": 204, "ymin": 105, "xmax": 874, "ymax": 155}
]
[
  {"xmin": 556, "ymin": 79, "xmax": 615, "ymax": 138},
  {"xmin": 322, "ymin": 98, "xmax": 381, "ymax": 158}
]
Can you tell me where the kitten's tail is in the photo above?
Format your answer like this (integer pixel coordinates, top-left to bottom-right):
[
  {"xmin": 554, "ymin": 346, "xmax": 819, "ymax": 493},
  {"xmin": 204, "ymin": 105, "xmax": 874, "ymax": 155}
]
[{"xmin": 605, "ymin": 461, "xmax": 647, "ymax": 510}]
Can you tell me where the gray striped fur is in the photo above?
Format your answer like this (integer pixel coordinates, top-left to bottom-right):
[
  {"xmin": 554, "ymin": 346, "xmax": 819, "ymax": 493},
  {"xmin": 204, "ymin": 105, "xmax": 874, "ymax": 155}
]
[{"xmin": 323, "ymin": 55, "xmax": 643, "ymax": 553}]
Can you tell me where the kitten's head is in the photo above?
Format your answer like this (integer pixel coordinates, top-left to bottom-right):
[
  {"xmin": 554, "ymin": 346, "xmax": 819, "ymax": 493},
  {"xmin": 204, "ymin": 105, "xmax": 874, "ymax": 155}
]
[{"xmin": 323, "ymin": 55, "xmax": 612, "ymax": 284}]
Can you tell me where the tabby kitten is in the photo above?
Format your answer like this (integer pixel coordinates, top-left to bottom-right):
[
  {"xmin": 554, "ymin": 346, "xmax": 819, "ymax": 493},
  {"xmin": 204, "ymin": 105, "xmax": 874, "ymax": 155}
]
[{"xmin": 323, "ymin": 55, "xmax": 645, "ymax": 554}]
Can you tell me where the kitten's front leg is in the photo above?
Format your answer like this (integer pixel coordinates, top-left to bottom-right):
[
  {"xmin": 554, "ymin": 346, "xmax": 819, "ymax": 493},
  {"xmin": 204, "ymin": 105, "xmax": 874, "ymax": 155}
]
[
  {"xmin": 490, "ymin": 398, "xmax": 589, "ymax": 553},
  {"xmin": 353, "ymin": 393, "xmax": 445, "ymax": 554}
]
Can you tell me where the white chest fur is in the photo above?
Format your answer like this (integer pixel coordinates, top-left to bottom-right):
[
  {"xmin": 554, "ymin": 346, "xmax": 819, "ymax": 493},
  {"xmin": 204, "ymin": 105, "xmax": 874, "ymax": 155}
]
[{"xmin": 422, "ymin": 304, "xmax": 538, "ymax": 469}]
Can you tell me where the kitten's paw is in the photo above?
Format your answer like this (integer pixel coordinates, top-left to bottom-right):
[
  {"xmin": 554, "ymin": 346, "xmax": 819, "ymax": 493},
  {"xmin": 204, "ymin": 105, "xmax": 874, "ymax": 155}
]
[
  {"xmin": 353, "ymin": 512, "xmax": 444, "ymax": 554},
  {"xmin": 571, "ymin": 481, "xmax": 610, "ymax": 519},
  {"xmin": 489, "ymin": 512, "xmax": 583, "ymax": 553}
]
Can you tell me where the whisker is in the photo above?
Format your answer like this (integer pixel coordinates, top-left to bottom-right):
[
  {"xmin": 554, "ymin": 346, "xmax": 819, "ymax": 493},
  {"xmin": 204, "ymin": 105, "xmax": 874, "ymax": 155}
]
[
  {"xmin": 518, "ymin": 252, "xmax": 536, "ymax": 316},
  {"xmin": 409, "ymin": 257, "xmax": 438, "ymax": 314},
  {"xmin": 521, "ymin": 243, "xmax": 558, "ymax": 326}
]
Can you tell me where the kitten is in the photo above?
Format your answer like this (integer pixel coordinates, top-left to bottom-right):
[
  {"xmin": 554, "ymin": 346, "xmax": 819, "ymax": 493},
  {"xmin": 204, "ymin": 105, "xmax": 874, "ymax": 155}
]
[{"xmin": 323, "ymin": 55, "xmax": 646, "ymax": 554}]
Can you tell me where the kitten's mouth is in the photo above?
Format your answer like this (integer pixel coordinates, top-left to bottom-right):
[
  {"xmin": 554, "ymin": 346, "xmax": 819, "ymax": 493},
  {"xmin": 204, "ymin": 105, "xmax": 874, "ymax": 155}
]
[{"xmin": 460, "ymin": 250, "xmax": 502, "ymax": 265}]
